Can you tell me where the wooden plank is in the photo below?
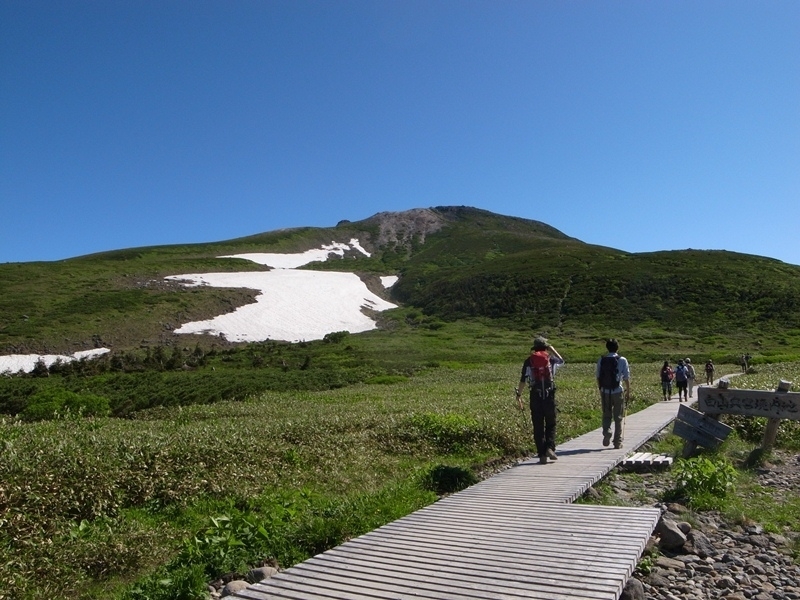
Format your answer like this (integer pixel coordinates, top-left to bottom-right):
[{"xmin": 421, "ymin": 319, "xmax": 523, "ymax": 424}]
[
  {"xmin": 673, "ymin": 419, "xmax": 725, "ymax": 449},
  {"xmin": 698, "ymin": 386, "xmax": 800, "ymax": 419},
  {"xmin": 676, "ymin": 403, "xmax": 734, "ymax": 438},
  {"xmin": 672, "ymin": 424, "xmax": 721, "ymax": 449},
  {"xmin": 324, "ymin": 538, "xmax": 637, "ymax": 574},
  {"xmin": 297, "ymin": 554, "xmax": 621, "ymax": 594}
]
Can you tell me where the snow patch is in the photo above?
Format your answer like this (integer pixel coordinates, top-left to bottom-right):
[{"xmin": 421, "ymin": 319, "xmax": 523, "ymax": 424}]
[
  {"xmin": 167, "ymin": 269, "xmax": 397, "ymax": 343},
  {"xmin": 222, "ymin": 239, "xmax": 369, "ymax": 269},
  {"xmin": 0, "ymin": 240, "xmax": 396, "ymax": 370},
  {"xmin": 381, "ymin": 275, "xmax": 399, "ymax": 288},
  {"xmin": 0, "ymin": 348, "xmax": 110, "ymax": 375}
]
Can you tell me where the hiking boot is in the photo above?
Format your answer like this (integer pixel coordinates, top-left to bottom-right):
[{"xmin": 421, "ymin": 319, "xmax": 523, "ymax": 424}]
[
  {"xmin": 602, "ymin": 432, "xmax": 611, "ymax": 447},
  {"xmin": 614, "ymin": 441, "xmax": 623, "ymax": 449},
  {"xmin": 546, "ymin": 449, "xmax": 558, "ymax": 461},
  {"xmin": 539, "ymin": 455, "xmax": 548, "ymax": 465}
]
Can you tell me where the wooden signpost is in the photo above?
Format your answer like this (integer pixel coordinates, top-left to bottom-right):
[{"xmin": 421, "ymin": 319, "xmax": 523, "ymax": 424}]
[
  {"xmin": 695, "ymin": 379, "xmax": 798, "ymax": 450},
  {"xmin": 673, "ymin": 403, "xmax": 734, "ymax": 457}
]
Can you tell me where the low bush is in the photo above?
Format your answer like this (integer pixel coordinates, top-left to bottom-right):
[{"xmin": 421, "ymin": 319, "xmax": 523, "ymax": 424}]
[
  {"xmin": 21, "ymin": 387, "xmax": 110, "ymax": 421},
  {"xmin": 420, "ymin": 464, "xmax": 479, "ymax": 495},
  {"xmin": 668, "ymin": 456, "xmax": 737, "ymax": 510}
]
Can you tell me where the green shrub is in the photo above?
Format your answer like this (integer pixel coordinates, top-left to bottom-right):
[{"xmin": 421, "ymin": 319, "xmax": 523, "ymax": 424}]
[
  {"xmin": 21, "ymin": 387, "xmax": 110, "ymax": 421},
  {"xmin": 669, "ymin": 456, "xmax": 737, "ymax": 509},
  {"xmin": 124, "ymin": 564, "xmax": 207, "ymax": 600},
  {"xmin": 323, "ymin": 331, "xmax": 349, "ymax": 343},
  {"xmin": 365, "ymin": 375, "xmax": 408, "ymax": 385},
  {"xmin": 409, "ymin": 412, "xmax": 484, "ymax": 453},
  {"xmin": 420, "ymin": 464, "xmax": 479, "ymax": 495}
]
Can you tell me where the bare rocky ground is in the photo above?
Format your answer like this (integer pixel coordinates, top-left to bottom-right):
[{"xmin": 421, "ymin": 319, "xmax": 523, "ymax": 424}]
[{"xmin": 608, "ymin": 448, "xmax": 800, "ymax": 600}]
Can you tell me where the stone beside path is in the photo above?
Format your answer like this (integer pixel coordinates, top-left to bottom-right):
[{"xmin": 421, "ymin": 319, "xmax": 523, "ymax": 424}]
[{"xmin": 615, "ymin": 449, "xmax": 800, "ymax": 600}]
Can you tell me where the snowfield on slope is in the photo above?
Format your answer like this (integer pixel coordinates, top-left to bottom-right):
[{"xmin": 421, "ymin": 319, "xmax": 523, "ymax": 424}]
[
  {"xmin": 167, "ymin": 239, "xmax": 397, "ymax": 343},
  {"xmin": 0, "ymin": 240, "xmax": 398, "ymax": 372},
  {"xmin": 0, "ymin": 349, "xmax": 111, "ymax": 376},
  {"xmin": 167, "ymin": 269, "xmax": 397, "ymax": 343}
]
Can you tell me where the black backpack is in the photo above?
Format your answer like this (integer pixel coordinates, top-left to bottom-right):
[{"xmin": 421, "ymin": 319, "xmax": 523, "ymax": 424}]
[{"xmin": 598, "ymin": 355, "xmax": 620, "ymax": 390}]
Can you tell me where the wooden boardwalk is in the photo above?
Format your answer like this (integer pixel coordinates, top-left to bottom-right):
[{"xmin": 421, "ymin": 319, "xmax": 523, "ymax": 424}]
[{"xmin": 232, "ymin": 396, "xmax": 696, "ymax": 600}]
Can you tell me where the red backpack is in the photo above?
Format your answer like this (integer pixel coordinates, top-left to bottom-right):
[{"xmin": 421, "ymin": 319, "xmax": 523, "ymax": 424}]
[{"xmin": 530, "ymin": 351, "xmax": 551, "ymax": 382}]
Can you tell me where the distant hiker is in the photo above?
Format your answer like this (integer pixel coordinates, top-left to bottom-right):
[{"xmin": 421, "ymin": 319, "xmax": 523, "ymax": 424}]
[
  {"xmin": 516, "ymin": 336, "xmax": 564, "ymax": 465},
  {"xmin": 741, "ymin": 354, "xmax": 746, "ymax": 373},
  {"xmin": 596, "ymin": 339, "xmax": 630, "ymax": 449},
  {"xmin": 684, "ymin": 357, "xmax": 696, "ymax": 398},
  {"xmin": 674, "ymin": 359, "xmax": 689, "ymax": 402},
  {"xmin": 660, "ymin": 361, "xmax": 674, "ymax": 401},
  {"xmin": 705, "ymin": 359, "xmax": 715, "ymax": 385}
]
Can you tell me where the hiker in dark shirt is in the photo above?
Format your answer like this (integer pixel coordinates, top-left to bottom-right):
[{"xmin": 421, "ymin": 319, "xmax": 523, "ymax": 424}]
[
  {"xmin": 660, "ymin": 361, "xmax": 674, "ymax": 401},
  {"xmin": 705, "ymin": 359, "xmax": 715, "ymax": 385},
  {"xmin": 674, "ymin": 359, "xmax": 689, "ymax": 402},
  {"xmin": 516, "ymin": 337, "xmax": 564, "ymax": 465},
  {"xmin": 596, "ymin": 339, "xmax": 630, "ymax": 449}
]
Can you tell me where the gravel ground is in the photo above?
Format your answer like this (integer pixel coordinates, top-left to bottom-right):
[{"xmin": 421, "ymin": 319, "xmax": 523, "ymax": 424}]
[{"xmin": 605, "ymin": 447, "xmax": 800, "ymax": 600}]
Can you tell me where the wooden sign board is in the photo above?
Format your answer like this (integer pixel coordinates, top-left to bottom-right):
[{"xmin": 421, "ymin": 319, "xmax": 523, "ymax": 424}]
[
  {"xmin": 673, "ymin": 404, "xmax": 733, "ymax": 449},
  {"xmin": 697, "ymin": 386, "xmax": 800, "ymax": 420}
]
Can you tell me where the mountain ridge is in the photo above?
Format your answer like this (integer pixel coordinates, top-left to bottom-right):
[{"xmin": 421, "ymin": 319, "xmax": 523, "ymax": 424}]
[{"xmin": 1, "ymin": 206, "xmax": 799, "ymax": 357}]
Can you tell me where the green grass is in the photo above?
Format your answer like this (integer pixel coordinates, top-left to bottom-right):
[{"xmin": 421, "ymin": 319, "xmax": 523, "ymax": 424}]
[
  {"xmin": 0, "ymin": 359, "xmax": 666, "ymax": 599},
  {"xmin": 2, "ymin": 353, "xmax": 797, "ymax": 598}
]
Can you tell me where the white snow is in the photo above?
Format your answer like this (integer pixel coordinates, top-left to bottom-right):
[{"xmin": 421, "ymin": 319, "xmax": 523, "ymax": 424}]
[
  {"xmin": 222, "ymin": 238, "xmax": 370, "ymax": 269},
  {"xmin": 348, "ymin": 238, "xmax": 371, "ymax": 257},
  {"xmin": 168, "ymin": 269, "xmax": 397, "ymax": 343},
  {"xmin": 0, "ymin": 348, "xmax": 110, "ymax": 375},
  {"xmin": 168, "ymin": 242, "xmax": 398, "ymax": 343},
  {"xmin": 0, "ymin": 240, "xmax": 400, "ymax": 371}
]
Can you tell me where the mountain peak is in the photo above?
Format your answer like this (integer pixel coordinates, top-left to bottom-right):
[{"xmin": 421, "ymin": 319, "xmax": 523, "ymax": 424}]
[{"xmin": 361, "ymin": 208, "xmax": 446, "ymax": 247}]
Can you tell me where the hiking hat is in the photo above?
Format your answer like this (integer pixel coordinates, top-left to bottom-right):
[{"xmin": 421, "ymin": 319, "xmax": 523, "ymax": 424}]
[{"xmin": 533, "ymin": 336, "xmax": 548, "ymax": 350}]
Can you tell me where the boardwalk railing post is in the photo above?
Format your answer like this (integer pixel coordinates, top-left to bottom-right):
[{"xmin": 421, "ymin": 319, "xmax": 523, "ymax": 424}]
[{"xmin": 762, "ymin": 380, "xmax": 792, "ymax": 451}]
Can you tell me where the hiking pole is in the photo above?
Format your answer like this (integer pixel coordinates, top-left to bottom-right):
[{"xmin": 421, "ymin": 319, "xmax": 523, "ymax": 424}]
[
  {"xmin": 514, "ymin": 387, "xmax": 529, "ymax": 434},
  {"xmin": 621, "ymin": 393, "xmax": 629, "ymax": 443}
]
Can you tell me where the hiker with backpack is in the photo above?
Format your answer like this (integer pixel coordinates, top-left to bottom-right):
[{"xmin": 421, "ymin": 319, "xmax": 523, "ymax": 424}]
[
  {"xmin": 673, "ymin": 359, "xmax": 689, "ymax": 402},
  {"xmin": 596, "ymin": 339, "xmax": 630, "ymax": 449},
  {"xmin": 515, "ymin": 336, "xmax": 564, "ymax": 465},
  {"xmin": 684, "ymin": 357, "xmax": 696, "ymax": 398},
  {"xmin": 705, "ymin": 359, "xmax": 715, "ymax": 385},
  {"xmin": 659, "ymin": 361, "xmax": 674, "ymax": 401}
]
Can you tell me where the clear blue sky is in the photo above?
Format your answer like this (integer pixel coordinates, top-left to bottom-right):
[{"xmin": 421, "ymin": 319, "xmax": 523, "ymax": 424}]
[{"xmin": 2, "ymin": 1, "xmax": 798, "ymax": 265}]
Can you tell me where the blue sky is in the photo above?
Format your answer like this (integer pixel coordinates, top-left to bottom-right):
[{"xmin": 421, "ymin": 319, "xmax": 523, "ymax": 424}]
[{"xmin": 2, "ymin": 1, "xmax": 799, "ymax": 265}]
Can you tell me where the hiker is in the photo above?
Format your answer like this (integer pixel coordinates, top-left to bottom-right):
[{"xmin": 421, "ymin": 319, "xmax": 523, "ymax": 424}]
[
  {"xmin": 705, "ymin": 359, "xmax": 715, "ymax": 385},
  {"xmin": 660, "ymin": 361, "xmax": 673, "ymax": 401},
  {"xmin": 516, "ymin": 336, "xmax": 564, "ymax": 465},
  {"xmin": 684, "ymin": 357, "xmax": 696, "ymax": 398},
  {"xmin": 674, "ymin": 359, "xmax": 689, "ymax": 402},
  {"xmin": 596, "ymin": 338, "xmax": 630, "ymax": 449}
]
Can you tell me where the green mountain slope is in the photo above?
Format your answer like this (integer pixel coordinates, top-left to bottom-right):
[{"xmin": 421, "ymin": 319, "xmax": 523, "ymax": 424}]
[{"xmin": 1, "ymin": 206, "xmax": 799, "ymax": 357}]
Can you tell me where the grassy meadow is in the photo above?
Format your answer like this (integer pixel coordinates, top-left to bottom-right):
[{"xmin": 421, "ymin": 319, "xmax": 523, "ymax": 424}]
[
  {"xmin": 6, "ymin": 345, "xmax": 799, "ymax": 600},
  {"xmin": 0, "ymin": 351, "xmax": 679, "ymax": 599}
]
